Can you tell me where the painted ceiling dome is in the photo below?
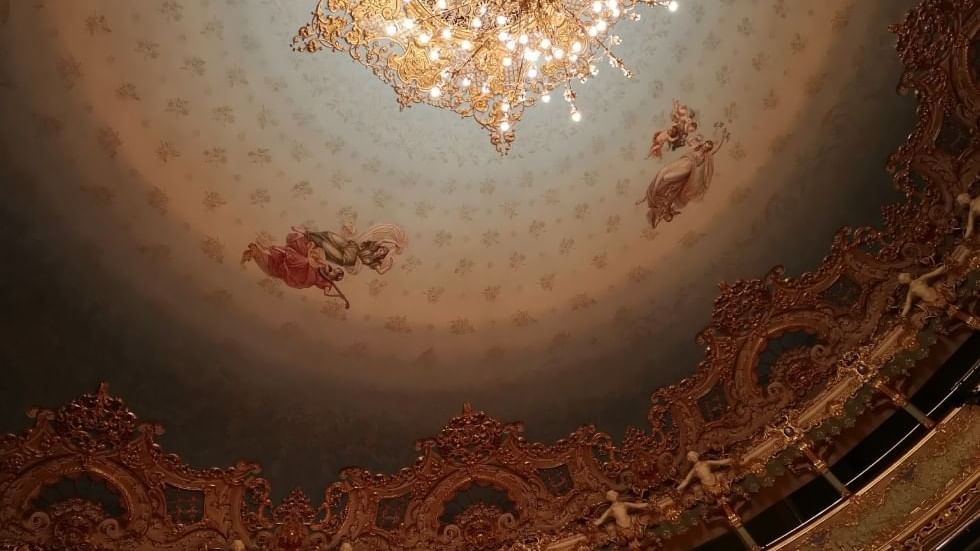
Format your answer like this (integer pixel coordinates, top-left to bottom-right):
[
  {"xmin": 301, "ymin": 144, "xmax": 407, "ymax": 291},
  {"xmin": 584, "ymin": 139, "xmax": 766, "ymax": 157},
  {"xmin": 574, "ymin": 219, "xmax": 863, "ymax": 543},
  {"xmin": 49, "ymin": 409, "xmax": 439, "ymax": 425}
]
[{"xmin": 0, "ymin": 0, "xmax": 917, "ymax": 494}]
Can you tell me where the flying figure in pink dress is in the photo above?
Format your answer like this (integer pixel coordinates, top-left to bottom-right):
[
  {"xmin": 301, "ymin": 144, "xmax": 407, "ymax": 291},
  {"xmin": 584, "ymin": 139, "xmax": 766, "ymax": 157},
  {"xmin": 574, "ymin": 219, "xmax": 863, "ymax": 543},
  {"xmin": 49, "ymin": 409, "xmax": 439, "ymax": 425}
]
[{"xmin": 242, "ymin": 223, "xmax": 407, "ymax": 309}]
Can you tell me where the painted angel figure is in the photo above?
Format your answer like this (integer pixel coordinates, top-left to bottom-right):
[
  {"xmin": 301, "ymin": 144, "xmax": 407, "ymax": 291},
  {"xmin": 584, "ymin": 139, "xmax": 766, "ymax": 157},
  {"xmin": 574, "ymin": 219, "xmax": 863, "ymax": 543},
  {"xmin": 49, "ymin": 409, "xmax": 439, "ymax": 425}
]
[
  {"xmin": 647, "ymin": 125, "xmax": 682, "ymax": 159},
  {"xmin": 647, "ymin": 99, "xmax": 698, "ymax": 159},
  {"xmin": 638, "ymin": 125, "xmax": 730, "ymax": 228},
  {"xmin": 673, "ymin": 101, "xmax": 699, "ymax": 139},
  {"xmin": 671, "ymin": 99, "xmax": 694, "ymax": 124},
  {"xmin": 241, "ymin": 223, "xmax": 406, "ymax": 308},
  {"xmin": 303, "ymin": 222, "xmax": 407, "ymax": 275}
]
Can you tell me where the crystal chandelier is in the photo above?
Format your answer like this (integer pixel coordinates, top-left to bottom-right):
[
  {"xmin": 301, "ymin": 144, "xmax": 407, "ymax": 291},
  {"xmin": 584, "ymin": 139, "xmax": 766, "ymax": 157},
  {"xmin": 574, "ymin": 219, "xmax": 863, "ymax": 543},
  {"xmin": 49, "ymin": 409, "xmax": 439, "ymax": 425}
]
[{"xmin": 294, "ymin": 0, "xmax": 679, "ymax": 153}]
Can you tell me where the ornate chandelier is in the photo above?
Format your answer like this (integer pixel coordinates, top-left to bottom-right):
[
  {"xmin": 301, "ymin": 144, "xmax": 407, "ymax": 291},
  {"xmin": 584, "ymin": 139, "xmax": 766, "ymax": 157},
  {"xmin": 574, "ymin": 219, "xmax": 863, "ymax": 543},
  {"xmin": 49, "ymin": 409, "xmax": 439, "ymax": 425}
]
[{"xmin": 293, "ymin": 0, "xmax": 679, "ymax": 153}]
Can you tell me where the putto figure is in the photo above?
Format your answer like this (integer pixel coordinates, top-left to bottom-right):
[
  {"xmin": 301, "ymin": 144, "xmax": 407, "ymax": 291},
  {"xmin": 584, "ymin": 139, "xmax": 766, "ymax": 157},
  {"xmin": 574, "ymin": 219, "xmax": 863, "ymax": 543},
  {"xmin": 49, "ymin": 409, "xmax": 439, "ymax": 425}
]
[
  {"xmin": 593, "ymin": 489, "xmax": 651, "ymax": 543},
  {"xmin": 647, "ymin": 99, "xmax": 699, "ymax": 159},
  {"xmin": 242, "ymin": 222, "xmax": 407, "ymax": 308},
  {"xmin": 898, "ymin": 265, "xmax": 980, "ymax": 328},
  {"xmin": 957, "ymin": 192, "xmax": 980, "ymax": 238},
  {"xmin": 676, "ymin": 450, "xmax": 735, "ymax": 499}
]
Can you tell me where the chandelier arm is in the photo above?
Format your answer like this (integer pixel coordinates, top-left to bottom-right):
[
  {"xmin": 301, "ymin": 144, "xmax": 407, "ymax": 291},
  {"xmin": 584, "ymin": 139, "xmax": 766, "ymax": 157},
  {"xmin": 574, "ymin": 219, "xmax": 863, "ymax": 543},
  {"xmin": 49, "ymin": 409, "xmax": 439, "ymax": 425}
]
[
  {"xmin": 556, "ymin": 3, "xmax": 621, "ymax": 67},
  {"xmin": 516, "ymin": 51, "xmax": 526, "ymax": 95},
  {"xmin": 412, "ymin": 0, "xmax": 483, "ymax": 26},
  {"xmin": 536, "ymin": 14, "xmax": 561, "ymax": 50},
  {"xmin": 448, "ymin": 40, "xmax": 489, "ymax": 80}
]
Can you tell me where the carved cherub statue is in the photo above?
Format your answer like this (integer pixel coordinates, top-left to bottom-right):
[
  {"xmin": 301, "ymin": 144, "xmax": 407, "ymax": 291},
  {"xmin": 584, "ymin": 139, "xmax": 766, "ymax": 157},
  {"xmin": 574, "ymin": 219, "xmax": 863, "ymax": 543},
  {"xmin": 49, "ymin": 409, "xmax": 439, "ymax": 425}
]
[
  {"xmin": 228, "ymin": 540, "xmax": 246, "ymax": 551},
  {"xmin": 593, "ymin": 489, "xmax": 650, "ymax": 540},
  {"xmin": 677, "ymin": 451, "xmax": 734, "ymax": 499},
  {"xmin": 957, "ymin": 193, "xmax": 980, "ymax": 239},
  {"xmin": 899, "ymin": 266, "xmax": 980, "ymax": 329},
  {"xmin": 899, "ymin": 265, "xmax": 949, "ymax": 316},
  {"xmin": 339, "ymin": 543, "xmax": 354, "ymax": 551}
]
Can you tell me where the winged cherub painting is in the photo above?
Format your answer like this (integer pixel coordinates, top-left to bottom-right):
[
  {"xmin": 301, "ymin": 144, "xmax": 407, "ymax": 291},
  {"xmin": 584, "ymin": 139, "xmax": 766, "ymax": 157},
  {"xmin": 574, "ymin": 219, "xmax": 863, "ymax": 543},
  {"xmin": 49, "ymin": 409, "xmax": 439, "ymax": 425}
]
[
  {"xmin": 241, "ymin": 222, "xmax": 407, "ymax": 308},
  {"xmin": 638, "ymin": 101, "xmax": 730, "ymax": 229},
  {"xmin": 647, "ymin": 99, "xmax": 699, "ymax": 159}
]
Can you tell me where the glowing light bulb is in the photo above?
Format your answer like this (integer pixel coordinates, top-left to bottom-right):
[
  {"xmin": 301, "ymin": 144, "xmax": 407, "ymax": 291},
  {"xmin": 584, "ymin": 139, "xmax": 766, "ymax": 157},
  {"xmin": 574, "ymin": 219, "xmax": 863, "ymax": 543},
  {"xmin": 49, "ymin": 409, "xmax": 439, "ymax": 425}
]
[
  {"xmin": 418, "ymin": 33, "xmax": 431, "ymax": 44},
  {"xmin": 461, "ymin": 77, "xmax": 472, "ymax": 86},
  {"xmin": 524, "ymin": 49, "xmax": 540, "ymax": 62},
  {"xmin": 429, "ymin": 49, "xmax": 440, "ymax": 60},
  {"xmin": 541, "ymin": 94, "xmax": 551, "ymax": 103},
  {"xmin": 403, "ymin": 18, "xmax": 415, "ymax": 29},
  {"xmin": 592, "ymin": 1, "xmax": 602, "ymax": 11},
  {"xmin": 430, "ymin": 86, "xmax": 442, "ymax": 98},
  {"xmin": 519, "ymin": 34, "xmax": 529, "ymax": 45},
  {"xmin": 436, "ymin": 0, "xmax": 446, "ymax": 7},
  {"xmin": 668, "ymin": 0, "xmax": 679, "ymax": 12},
  {"xmin": 461, "ymin": 39, "xmax": 473, "ymax": 49},
  {"xmin": 587, "ymin": 26, "xmax": 598, "ymax": 37},
  {"xmin": 501, "ymin": 102, "xmax": 510, "ymax": 112},
  {"xmin": 502, "ymin": 56, "xmax": 513, "ymax": 67},
  {"xmin": 498, "ymin": 31, "xmax": 508, "ymax": 41},
  {"xmin": 506, "ymin": 40, "xmax": 516, "ymax": 51},
  {"xmin": 569, "ymin": 54, "xmax": 578, "ymax": 62},
  {"xmin": 496, "ymin": 15, "xmax": 507, "ymax": 25},
  {"xmin": 606, "ymin": 0, "xmax": 617, "ymax": 8},
  {"xmin": 571, "ymin": 110, "xmax": 581, "ymax": 122},
  {"xmin": 385, "ymin": 23, "xmax": 397, "ymax": 36},
  {"xmin": 571, "ymin": 41, "xmax": 583, "ymax": 52},
  {"xmin": 540, "ymin": 38, "xmax": 552, "ymax": 49},
  {"xmin": 553, "ymin": 47, "xmax": 564, "ymax": 59},
  {"xmin": 527, "ymin": 67, "xmax": 538, "ymax": 78},
  {"xmin": 500, "ymin": 121, "xmax": 510, "ymax": 131},
  {"xmin": 471, "ymin": 17, "xmax": 482, "ymax": 28},
  {"xmin": 441, "ymin": 28, "xmax": 452, "ymax": 39},
  {"xmin": 597, "ymin": 20, "xmax": 607, "ymax": 32},
  {"xmin": 479, "ymin": 4, "xmax": 487, "ymax": 14}
]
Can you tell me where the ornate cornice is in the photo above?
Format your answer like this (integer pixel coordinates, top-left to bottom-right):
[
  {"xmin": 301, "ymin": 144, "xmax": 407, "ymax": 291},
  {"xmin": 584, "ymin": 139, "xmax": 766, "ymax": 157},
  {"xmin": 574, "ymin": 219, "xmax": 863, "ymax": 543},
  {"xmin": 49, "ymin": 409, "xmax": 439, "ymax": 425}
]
[{"xmin": 3, "ymin": 0, "xmax": 980, "ymax": 549}]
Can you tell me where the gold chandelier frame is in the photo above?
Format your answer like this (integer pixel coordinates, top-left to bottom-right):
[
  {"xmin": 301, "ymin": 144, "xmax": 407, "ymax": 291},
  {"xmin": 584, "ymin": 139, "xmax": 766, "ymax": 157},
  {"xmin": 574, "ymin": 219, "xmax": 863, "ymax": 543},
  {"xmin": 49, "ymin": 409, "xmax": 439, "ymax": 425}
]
[{"xmin": 294, "ymin": 0, "xmax": 674, "ymax": 152}]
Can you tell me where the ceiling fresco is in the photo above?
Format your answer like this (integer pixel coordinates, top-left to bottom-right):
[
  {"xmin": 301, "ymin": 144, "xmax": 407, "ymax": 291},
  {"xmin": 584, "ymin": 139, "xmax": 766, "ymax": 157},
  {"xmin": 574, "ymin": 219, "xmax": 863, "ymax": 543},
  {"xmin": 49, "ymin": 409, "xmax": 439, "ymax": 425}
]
[{"xmin": 0, "ymin": 0, "xmax": 918, "ymax": 495}]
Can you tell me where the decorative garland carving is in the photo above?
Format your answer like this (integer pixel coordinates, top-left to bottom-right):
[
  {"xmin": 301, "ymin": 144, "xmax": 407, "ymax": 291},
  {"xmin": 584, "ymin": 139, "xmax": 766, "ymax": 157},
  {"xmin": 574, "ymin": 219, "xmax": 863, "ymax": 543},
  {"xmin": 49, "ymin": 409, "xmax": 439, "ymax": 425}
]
[{"xmin": 3, "ymin": 0, "xmax": 980, "ymax": 549}]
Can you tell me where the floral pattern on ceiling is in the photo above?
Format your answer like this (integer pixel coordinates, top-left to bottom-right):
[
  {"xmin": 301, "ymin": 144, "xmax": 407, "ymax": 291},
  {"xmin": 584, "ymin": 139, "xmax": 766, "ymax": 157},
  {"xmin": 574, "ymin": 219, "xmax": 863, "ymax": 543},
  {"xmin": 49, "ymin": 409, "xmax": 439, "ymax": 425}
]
[{"xmin": 0, "ymin": 0, "xmax": 916, "ymax": 450}]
